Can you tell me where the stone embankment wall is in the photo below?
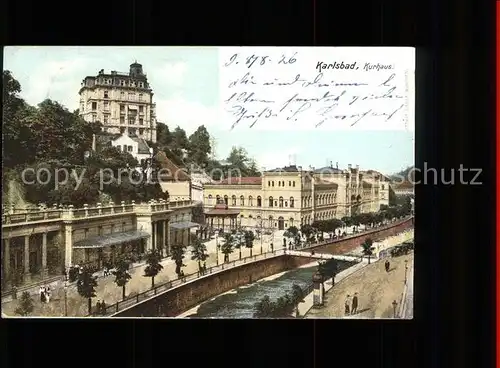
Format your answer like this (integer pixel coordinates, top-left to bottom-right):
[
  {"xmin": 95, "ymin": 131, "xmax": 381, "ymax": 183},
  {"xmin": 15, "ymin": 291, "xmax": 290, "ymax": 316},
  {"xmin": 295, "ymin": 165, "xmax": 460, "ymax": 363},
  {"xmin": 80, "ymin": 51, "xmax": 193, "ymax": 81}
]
[{"xmin": 114, "ymin": 217, "xmax": 414, "ymax": 317}]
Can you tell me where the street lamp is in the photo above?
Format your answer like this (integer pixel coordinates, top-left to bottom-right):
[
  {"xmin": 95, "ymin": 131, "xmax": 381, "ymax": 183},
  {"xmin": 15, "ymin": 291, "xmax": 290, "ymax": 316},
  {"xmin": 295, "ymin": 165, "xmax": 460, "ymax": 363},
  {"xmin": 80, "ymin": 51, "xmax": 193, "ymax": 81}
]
[
  {"xmin": 404, "ymin": 260, "xmax": 408, "ymax": 285},
  {"xmin": 392, "ymin": 300, "xmax": 398, "ymax": 318},
  {"xmin": 64, "ymin": 281, "xmax": 68, "ymax": 317},
  {"xmin": 215, "ymin": 234, "xmax": 219, "ymax": 266}
]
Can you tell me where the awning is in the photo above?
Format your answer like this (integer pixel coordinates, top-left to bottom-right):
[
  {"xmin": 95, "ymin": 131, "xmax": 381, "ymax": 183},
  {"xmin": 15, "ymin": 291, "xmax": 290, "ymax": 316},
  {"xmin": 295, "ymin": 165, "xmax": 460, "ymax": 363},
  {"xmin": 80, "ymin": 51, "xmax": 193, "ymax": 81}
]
[
  {"xmin": 73, "ymin": 230, "xmax": 150, "ymax": 249},
  {"xmin": 169, "ymin": 221, "xmax": 200, "ymax": 230}
]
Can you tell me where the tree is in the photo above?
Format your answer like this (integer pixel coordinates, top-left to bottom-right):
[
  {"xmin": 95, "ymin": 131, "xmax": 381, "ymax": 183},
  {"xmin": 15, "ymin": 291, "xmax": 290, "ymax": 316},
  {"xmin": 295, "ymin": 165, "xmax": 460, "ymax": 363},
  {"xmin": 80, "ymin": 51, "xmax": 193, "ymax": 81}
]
[
  {"xmin": 361, "ymin": 238, "xmax": 375, "ymax": 264},
  {"xmin": 143, "ymin": 250, "xmax": 164, "ymax": 289},
  {"xmin": 233, "ymin": 230, "xmax": 245, "ymax": 260},
  {"xmin": 253, "ymin": 295, "xmax": 274, "ymax": 318},
  {"xmin": 244, "ymin": 230, "xmax": 255, "ymax": 257},
  {"xmin": 220, "ymin": 233, "xmax": 234, "ymax": 262},
  {"xmin": 187, "ymin": 125, "xmax": 211, "ymax": 168},
  {"xmin": 112, "ymin": 258, "xmax": 132, "ymax": 300},
  {"xmin": 290, "ymin": 284, "xmax": 305, "ymax": 317},
  {"xmin": 191, "ymin": 237, "xmax": 209, "ymax": 273},
  {"xmin": 76, "ymin": 268, "xmax": 98, "ymax": 315},
  {"xmin": 14, "ymin": 291, "xmax": 34, "ymax": 316},
  {"xmin": 300, "ymin": 224, "xmax": 314, "ymax": 244},
  {"xmin": 284, "ymin": 226, "xmax": 299, "ymax": 249},
  {"xmin": 171, "ymin": 244, "xmax": 187, "ymax": 277}
]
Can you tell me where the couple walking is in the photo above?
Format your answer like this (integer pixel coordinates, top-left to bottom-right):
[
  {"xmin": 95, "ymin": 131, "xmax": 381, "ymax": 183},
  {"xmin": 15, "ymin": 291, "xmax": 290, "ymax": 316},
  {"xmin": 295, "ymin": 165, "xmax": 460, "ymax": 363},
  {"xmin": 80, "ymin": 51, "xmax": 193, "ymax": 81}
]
[
  {"xmin": 39, "ymin": 286, "xmax": 51, "ymax": 303},
  {"xmin": 344, "ymin": 293, "xmax": 359, "ymax": 316}
]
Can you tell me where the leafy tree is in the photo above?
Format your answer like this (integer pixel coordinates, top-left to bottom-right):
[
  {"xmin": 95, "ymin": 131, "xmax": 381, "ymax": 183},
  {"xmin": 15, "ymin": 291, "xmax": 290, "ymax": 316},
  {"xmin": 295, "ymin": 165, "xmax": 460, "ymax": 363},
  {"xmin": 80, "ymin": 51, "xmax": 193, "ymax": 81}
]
[
  {"xmin": 171, "ymin": 244, "xmax": 187, "ymax": 277},
  {"xmin": 361, "ymin": 238, "xmax": 375, "ymax": 264},
  {"xmin": 76, "ymin": 267, "xmax": 98, "ymax": 315},
  {"xmin": 187, "ymin": 125, "xmax": 211, "ymax": 168},
  {"xmin": 300, "ymin": 224, "xmax": 314, "ymax": 244},
  {"xmin": 244, "ymin": 230, "xmax": 255, "ymax": 257},
  {"xmin": 233, "ymin": 230, "xmax": 245, "ymax": 260},
  {"xmin": 14, "ymin": 291, "xmax": 34, "ymax": 316},
  {"xmin": 253, "ymin": 295, "xmax": 274, "ymax": 318},
  {"xmin": 284, "ymin": 226, "xmax": 299, "ymax": 249},
  {"xmin": 191, "ymin": 237, "xmax": 209, "ymax": 272},
  {"xmin": 290, "ymin": 284, "xmax": 305, "ymax": 317},
  {"xmin": 220, "ymin": 233, "xmax": 234, "ymax": 262},
  {"xmin": 112, "ymin": 258, "xmax": 132, "ymax": 300},
  {"xmin": 143, "ymin": 250, "xmax": 164, "ymax": 289}
]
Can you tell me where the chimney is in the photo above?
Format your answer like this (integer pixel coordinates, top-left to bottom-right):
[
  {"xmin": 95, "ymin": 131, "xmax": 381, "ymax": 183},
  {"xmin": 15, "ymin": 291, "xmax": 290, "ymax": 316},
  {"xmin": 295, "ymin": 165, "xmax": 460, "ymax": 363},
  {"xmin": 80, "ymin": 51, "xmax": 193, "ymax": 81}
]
[
  {"xmin": 356, "ymin": 165, "xmax": 359, "ymax": 171},
  {"xmin": 330, "ymin": 161, "xmax": 333, "ymax": 168},
  {"xmin": 336, "ymin": 162, "xmax": 339, "ymax": 169},
  {"xmin": 348, "ymin": 164, "xmax": 352, "ymax": 170},
  {"xmin": 92, "ymin": 133, "xmax": 96, "ymax": 151}
]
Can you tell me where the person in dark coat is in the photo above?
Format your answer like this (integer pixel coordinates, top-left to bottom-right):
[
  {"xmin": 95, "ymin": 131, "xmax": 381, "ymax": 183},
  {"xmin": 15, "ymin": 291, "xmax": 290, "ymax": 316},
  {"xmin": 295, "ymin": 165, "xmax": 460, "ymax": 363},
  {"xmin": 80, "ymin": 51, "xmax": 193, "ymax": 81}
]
[
  {"xmin": 351, "ymin": 292, "xmax": 358, "ymax": 314},
  {"xmin": 385, "ymin": 260, "xmax": 390, "ymax": 272}
]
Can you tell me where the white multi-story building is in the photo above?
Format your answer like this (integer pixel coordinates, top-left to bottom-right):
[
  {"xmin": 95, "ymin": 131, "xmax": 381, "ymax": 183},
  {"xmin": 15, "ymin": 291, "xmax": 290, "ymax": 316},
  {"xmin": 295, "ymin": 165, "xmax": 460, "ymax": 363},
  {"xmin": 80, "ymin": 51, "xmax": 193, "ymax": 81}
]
[{"xmin": 79, "ymin": 62, "xmax": 157, "ymax": 143}]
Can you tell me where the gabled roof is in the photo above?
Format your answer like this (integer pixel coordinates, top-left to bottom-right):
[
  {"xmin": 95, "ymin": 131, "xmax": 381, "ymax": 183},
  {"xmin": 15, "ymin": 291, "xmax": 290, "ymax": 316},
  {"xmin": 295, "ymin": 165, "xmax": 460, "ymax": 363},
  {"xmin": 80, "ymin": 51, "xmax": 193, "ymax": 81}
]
[
  {"xmin": 130, "ymin": 137, "xmax": 151, "ymax": 154},
  {"xmin": 267, "ymin": 165, "xmax": 299, "ymax": 173},
  {"xmin": 314, "ymin": 166, "xmax": 343, "ymax": 174},
  {"xmin": 155, "ymin": 151, "xmax": 191, "ymax": 181}
]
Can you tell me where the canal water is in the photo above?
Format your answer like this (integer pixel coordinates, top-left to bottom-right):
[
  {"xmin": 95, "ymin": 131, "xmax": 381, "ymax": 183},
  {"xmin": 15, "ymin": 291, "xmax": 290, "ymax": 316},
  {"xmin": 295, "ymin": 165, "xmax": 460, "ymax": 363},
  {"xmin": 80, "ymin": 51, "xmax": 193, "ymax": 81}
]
[{"xmin": 185, "ymin": 260, "xmax": 357, "ymax": 318}]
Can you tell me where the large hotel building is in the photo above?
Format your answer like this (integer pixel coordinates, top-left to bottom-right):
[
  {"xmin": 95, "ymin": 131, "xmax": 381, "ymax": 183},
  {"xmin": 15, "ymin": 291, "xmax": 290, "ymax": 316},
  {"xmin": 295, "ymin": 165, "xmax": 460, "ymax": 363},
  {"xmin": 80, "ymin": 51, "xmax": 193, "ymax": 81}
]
[
  {"xmin": 78, "ymin": 62, "xmax": 157, "ymax": 143},
  {"xmin": 203, "ymin": 164, "xmax": 390, "ymax": 231}
]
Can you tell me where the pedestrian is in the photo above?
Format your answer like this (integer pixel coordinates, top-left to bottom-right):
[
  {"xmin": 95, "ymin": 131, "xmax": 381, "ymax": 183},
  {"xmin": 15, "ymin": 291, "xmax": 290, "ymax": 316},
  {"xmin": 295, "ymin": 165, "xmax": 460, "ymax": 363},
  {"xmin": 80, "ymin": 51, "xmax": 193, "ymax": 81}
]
[
  {"xmin": 270, "ymin": 243, "xmax": 274, "ymax": 252},
  {"xmin": 385, "ymin": 260, "xmax": 390, "ymax": 272},
  {"xmin": 96, "ymin": 300, "xmax": 102, "ymax": 315},
  {"xmin": 45, "ymin": 286, "xmax": 51, "ymax": 303},
  {"xmin": 351, "ymin": 292, "xmax": 358, "ymax": 315},
  {"xmin": 39, "ymin": 286, "xmax": 44, "ymax": 302},
  {"xmin": 344, "ymin": 295, "xmax": 351, "ymax": 315},
  {"xmin": 100, "ymin": 300, "xmax": 107, "ymax": 315}
]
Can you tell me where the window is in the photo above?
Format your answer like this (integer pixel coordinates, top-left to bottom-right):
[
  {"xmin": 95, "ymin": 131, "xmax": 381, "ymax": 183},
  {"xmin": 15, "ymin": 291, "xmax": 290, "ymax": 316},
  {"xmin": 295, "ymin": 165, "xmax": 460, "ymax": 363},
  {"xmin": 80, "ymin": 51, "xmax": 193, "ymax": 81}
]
[
  {"xmin": 120, "ymin": 80, "xmax": 125, "ymax": 86},
  {"xmin": 84, "ymin": 229, "xmax": 89, "ymax": 238},
  {"xmin": 272, "ymin": 181, "xmax": 275, "ymax": 187},
  {"xmin": 104, "ymin": 91, "xmax": 109, "ymax": 98},
  {"xmin": 139, "ymin": 94, "xmax": 143, "ymax": 101},
  {"xmin": 232, "ymin": 195, "xmax": 237, "ymax": 206},
  {"xmin": 293, "ymin": 181, "xmax": 296, "ymax": 187},
  {"xmin": 128, "ymin": 145, "xmax": 133, "ymax": 152},
  {"xmin": 285, "ymin": 201, "xmax": 288, "ymax": 207},
  {"xmin": 116, "ymin": 145, "xmax": 121, "ymax": 151},
  {"xmin": 128, "ymin": 117, "xmax": 135, "ymax": 125},
  {"xmin": 268, "ymin": 181, "xmax": 270, "ymax": 187},
  {"xmin": 120, "ymin": 127, "xmax": 125, "ymax": 134},
  {"xmin": 279, "ymin": 197, "xmax": 284, "ymax": 207},
  {"xmin": 224, "ymin": 195, "xmax": 228, "ymax": 205},
  {"xmin": 103, "ymin": 101, "xmax": 109, "ymax": 110},
  {"xmin": 240, "ymin": 195, "xmax": 244, "ymax": 206},
  {"xmin": 138, "ymin": 82, "xmax": 144, "ymax": 88},
  {"xmin": 91, "ymin": 102, "xmax": 97, "ymax": 110},
  {"xmin": 139, "ymin": 118, "xmax": 144, "ymax": 125},
  {"xmin": 120, "ymin": 117, "xmax": 125, "ymax": 124},
  {"xmin": 278, "ymin": 181, "xmax": 281, "ymax": 187},
  {"xmin": 216, "ymin": 195, "xmax": 221, "ymax": 203},
  {"xmin": 257, "ymin": 196, "xmax": 262, "ymax": 207},
  {"xmin": 139, "ymin": 106, "xmax": 144, "ymax": 113},
  {"xmin": 382, "ymin": 184, "xmax": 385, "ymax": 190},
  {"xmin": 290, "ymin": 197, "xmax": 294, "ymax": 208},
  {"xmin": 129, "ymin": 128, "xmax": 136, "ymax": 136},
  {"xmin": 248, "ymin": 196, "xmax": 253, "ymax": 206},
  {"xmin": 139, "ymin": 128, "xmax": 144, "ymax": 135},
  {"xmin": 288, "ymin": 181, "xmax": 291, "ymax": 186},
  {"xmin": 269, "ymin": 196, "xmax": 273, "ymax": 207},
  {"xmin": 120, "ymin": 104, "xmax": 125, "ymax": 111},
  {"xmin": 98, "ymin": 226, "xmax": 103, "ymax": 236},
  {"xmin": 91, "ymin": 114, "xmax": 96, "ymax": 122},
  {"xmin": 208, "ymin": 194, "xmax": 213, "ymax": 204},
  {"xmin": 128, "ymin": 93, "xmax": 136, "ymax": 100},
  {"xmin": 121, "ymin": 91, "xmax": 125, "ymax": 99},
  {"xmin": 103, "ymin": 116, "xmax": 108, "ymax": 124},
  {"xmin": 282, "ymin": 181, "xmax": 285, "ymax": 186}
]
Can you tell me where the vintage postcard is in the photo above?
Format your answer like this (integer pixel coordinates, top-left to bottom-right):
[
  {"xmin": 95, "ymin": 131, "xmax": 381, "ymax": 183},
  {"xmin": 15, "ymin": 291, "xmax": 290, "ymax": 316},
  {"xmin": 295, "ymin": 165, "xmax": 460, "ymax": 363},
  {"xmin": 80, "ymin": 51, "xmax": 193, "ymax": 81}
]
[{"xmin": 2, "ymin": 46, "xmax": 414, "ymax": 319}]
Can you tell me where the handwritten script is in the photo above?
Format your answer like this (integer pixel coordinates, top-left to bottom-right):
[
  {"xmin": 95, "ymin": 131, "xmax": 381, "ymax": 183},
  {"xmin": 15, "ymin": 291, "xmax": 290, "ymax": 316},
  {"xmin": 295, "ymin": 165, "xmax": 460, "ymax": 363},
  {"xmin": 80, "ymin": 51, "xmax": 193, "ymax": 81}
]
[{"xmin": 219, "ymin": 47, "xmax": 415, "ymax": 131}]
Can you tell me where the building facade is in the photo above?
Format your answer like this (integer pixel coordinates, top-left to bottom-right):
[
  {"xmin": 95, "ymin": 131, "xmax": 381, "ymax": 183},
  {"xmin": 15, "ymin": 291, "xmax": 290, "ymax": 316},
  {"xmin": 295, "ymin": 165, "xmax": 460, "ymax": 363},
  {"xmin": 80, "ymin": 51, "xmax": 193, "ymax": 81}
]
[
  {"xmin": 79, "ymin": 62, "xmax": 157, "ymax": 142},
  {"xmin": 111, "ymin": 132, "xmax": 153, "ymax": 166},
  {"xmin": 203, "ymin": 165, "xmax": 391, "ymax": 232}
]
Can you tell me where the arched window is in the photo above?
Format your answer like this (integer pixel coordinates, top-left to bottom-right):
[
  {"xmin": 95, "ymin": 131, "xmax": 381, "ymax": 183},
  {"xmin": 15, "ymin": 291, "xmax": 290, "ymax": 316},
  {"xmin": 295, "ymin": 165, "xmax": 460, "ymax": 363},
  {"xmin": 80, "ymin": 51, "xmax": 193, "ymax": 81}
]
[
  {"xmin": 282, "ymin": 181, "xmax": 285, "ymax": 187},
  {"xmin": 216, "ymin": 195, "xmax": 220, "ymax": 203},
  {"xmin": 269, "ymin": 216, "xmax": 273, "ymax": 227},
  {"xmin": 268, "ymin": 181, "xmax": 271, "ymax": 187},
  {"xmin": 279, "ymin": 196, "xmax": 284, "ymax": 207},
  {"xmin": 290, "ymin": 197, "xmax": 294, "ymax": 208},
  {"xmin": 208, "ymin": 194, "xmax": 213, "ymax": 205},
  {"xmin": 269, "ymin": 196, "xmax": 274, "ymax": 207},
  {"xmin": 293, "ymin": 181, "xmax": 296, "ymax": 187},
  {"xmin": 249, "ymin": 215, "xmax": 253, "ymax": 219},
  {"xmin": 249, "ymin": 196, "xmax": 253, "ymax": 206},
  {"xmin": 224, "ymin": 195, "xmax": 228, "ymax": 205},
  {"xmin": 240, "ymin": 195, "xmax": 244, "ymax": 206},
  {"xmin": 232, "ymin": 195, "xmax": 237, "ymax": 206},
  {"xmin": 257, "ymin": 196, "xmax": 262, "ymax": 207},
  {"xmin": 278, "ymin": 181, "xmax": 281, "ymax": 187},
  {"xmin": 382, "ymin": 184, "xmax": 385, "ymax": 190},
  {"xmin": 272, "ymin": 181, "xmax": 275, "ymax": 187}
]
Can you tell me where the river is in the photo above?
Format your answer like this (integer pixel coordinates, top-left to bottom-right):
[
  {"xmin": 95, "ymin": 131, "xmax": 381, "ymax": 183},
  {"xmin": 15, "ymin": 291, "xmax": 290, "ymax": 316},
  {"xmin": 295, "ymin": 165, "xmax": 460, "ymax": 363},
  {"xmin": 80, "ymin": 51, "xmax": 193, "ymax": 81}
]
[{"xmin": 182, "ymin": 259, "xmax": 357, "ymax": 318}]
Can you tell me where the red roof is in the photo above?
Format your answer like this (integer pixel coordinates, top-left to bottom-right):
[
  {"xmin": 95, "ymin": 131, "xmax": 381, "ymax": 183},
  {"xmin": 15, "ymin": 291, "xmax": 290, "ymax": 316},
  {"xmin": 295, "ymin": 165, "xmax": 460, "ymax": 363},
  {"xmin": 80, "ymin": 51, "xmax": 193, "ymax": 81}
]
[
  {"xmin": 155, "ymin": 151, "xmax": 191, "ymax": 181},
  {"xmin": 215, "ymin": 177, "xmax": 262, "ymax": 185}
]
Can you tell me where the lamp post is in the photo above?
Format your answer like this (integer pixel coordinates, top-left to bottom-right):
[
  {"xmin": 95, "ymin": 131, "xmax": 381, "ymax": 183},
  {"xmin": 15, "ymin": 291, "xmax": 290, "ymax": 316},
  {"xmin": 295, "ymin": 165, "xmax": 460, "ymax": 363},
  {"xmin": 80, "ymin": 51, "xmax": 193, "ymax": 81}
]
[
  {"xmin": 215, "ymin": 234, "xmax": 219, "ymax": 266},
  {"xmin": 392, "ymin": 300, "xmax": 398, "ymax": 318},
  {"xmin": 64, "ymin": 280, "xmax": 68, "ymax": 317},
  {"xmin": 404, "ymin": 260, "xmax": 408, "ymax": 285}
]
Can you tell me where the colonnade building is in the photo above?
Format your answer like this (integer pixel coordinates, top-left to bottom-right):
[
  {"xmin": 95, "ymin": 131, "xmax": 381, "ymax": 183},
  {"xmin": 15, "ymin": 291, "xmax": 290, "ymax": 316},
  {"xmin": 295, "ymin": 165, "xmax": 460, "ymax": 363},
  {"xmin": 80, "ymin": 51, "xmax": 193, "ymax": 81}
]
[{"xmin": 203, "ymin": 164, "xmax": 391, "ymax": 232}]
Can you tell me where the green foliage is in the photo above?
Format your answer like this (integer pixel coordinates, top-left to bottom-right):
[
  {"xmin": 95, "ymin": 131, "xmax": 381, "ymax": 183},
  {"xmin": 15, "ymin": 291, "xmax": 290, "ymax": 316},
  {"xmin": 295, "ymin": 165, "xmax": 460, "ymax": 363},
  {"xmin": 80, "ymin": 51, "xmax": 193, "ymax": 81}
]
[
  {"xmin": 253, "ymin": 284, "xmax": 305, "ymax": 318},
  {"xmin": 112, "ymin": 259, "xmax": 132, "ymax": 287},
  {"xmin": 191, "ymin": 237, "xmax": 209, "ymax": 271},
  {"xmin": 170, "ymin": 244, "xmax": 187, "ymax": 276},
  {"xmin": 220, "ymin": 233, "xmax": 235, "ymax": 261},
  {"xmin": 14, "ymin": 291, "xmax": 34, "ymax": 316},
  {"xmin": 144, "ymin": 250, "xmax": 164, "ymax": 288},
  {"xmin": 76, "ymin": 268, "xmax": 98, "ymax": 299},
  {"xmin": 318, "ymin": 258, "xmax": 338, "ymax": 280}
]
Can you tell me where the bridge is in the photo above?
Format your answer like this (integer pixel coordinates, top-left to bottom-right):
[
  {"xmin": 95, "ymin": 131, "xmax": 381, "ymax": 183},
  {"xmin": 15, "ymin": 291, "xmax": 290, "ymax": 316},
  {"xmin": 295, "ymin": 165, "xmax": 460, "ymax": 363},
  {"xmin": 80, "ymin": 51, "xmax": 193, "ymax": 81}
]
[{"xmin": 287, "ymin": 250, "xmax": 361, "ymax": 263}]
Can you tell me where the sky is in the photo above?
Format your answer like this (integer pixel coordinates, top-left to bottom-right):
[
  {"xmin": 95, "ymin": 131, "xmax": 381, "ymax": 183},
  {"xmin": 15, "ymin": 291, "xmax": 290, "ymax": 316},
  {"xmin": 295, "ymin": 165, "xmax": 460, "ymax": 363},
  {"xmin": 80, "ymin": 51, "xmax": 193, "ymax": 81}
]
[{"xmin": 3, "ymin": 46, "xmax": 414, "ymax": 175}]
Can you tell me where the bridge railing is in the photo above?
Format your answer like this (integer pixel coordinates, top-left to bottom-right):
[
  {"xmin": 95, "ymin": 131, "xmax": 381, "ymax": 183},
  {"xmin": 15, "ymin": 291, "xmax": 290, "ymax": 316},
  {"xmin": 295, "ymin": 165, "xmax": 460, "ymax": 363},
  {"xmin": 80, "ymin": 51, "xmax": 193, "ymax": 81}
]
[{"xmin": 93, "ymin": 248, "xmax": 287, "ymax": 317}]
